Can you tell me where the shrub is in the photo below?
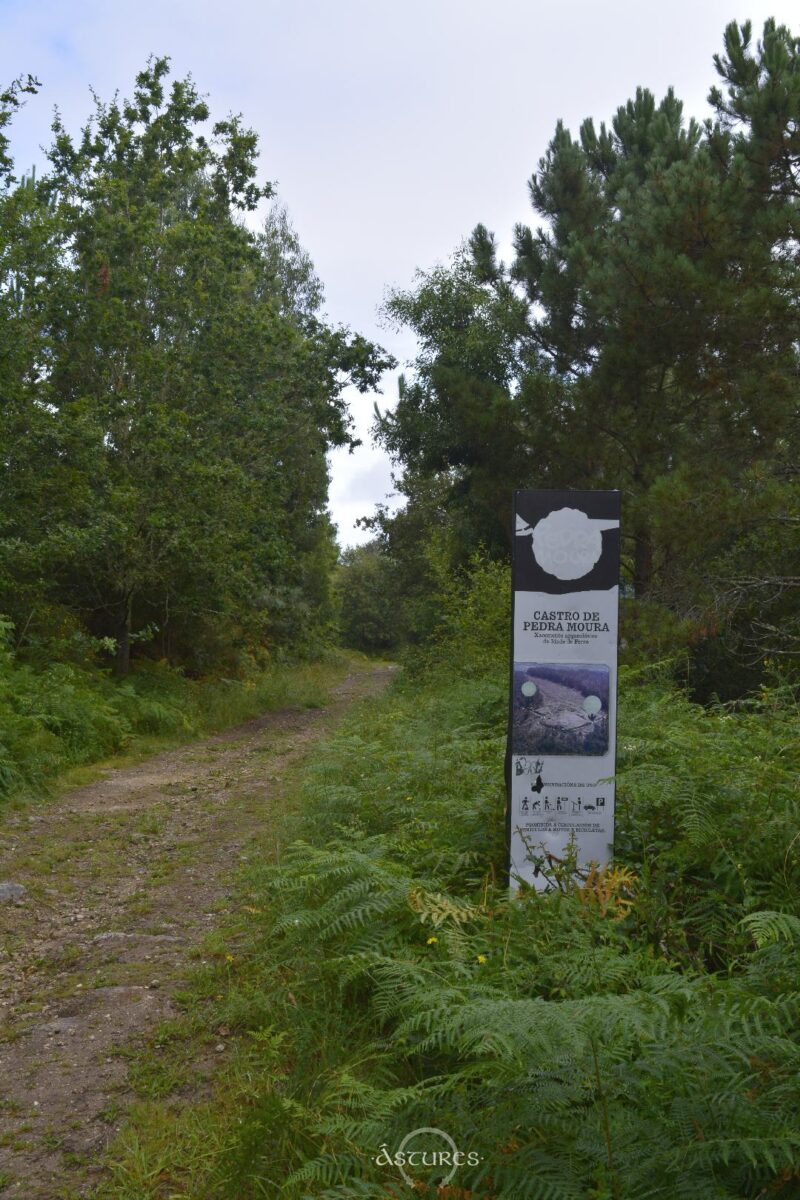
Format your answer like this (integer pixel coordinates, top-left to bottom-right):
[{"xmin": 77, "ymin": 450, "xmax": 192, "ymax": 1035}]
[{"xmin": 201, "ymin": 657, "xmax": 800, "ymax": 1198}]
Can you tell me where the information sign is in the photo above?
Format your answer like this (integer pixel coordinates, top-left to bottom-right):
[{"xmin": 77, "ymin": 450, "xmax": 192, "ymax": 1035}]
[{"xmin": 508, "ymin": 490, "xmax": 620, "ymax": 889}]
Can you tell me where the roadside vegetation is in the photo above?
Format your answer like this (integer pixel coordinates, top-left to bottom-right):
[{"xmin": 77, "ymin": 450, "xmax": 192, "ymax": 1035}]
[
  {"xmin": 94, "ymin": 561, "xmax": 800, "ymax": 1199},
  {"xmin": 0, "ymin": 612, "xmax": 351, "ymax": 810},
  {"xmin": 0, "ymin": 59, "xmax": 389, "ymax": 686},
  {"xmin": 355, "ymin": 18, "xmax": 800, "ymax": 691},
  {"xmin": 0, "ymin": 59, "xmax": 384, "ymax": 809}
]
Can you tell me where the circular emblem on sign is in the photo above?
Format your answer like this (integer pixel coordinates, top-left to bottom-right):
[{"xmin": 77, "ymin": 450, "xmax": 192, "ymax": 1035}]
[
  {"xmin": 521, "ymin": 681, "xmax": 537, "ymax": 697},
  {"xmin": 531, "ymin": 507, "xmax": 602, "ymax": 581},
  {"xmin": 583, "ymin": 694, "xmax": 602, "ymax": 715}
]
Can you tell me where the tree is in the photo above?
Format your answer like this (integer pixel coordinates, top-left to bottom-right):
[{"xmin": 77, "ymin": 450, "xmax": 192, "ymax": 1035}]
[
  {"xmin": 0, "ymin": 76, "xmax": 73, "ymax": 634},
  {"xmin": 377, "ymin": 19, "xmax": 799, "ymax": 662},
  {"xmin": 0, "ymin": 59, "xmax": 392, "ymax": 673},
  {"xmin": 336, "ymin": 542, "xmax": 400, "ymax": 653}
]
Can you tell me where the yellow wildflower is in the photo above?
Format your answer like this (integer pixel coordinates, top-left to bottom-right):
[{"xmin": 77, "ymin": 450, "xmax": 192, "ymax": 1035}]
[
  {"xmin": 426, "ymin": 936, "xmax": 438, "ymax": 946},
  {"xmin": 476, "ymin": 954, "xmax": 488, "ymax": 965}
]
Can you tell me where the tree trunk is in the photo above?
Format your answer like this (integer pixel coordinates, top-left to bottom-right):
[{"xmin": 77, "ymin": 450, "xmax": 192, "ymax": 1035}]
[{"xmin": 113, "ymin": 593, "xmax": 132, "ymax": 677}]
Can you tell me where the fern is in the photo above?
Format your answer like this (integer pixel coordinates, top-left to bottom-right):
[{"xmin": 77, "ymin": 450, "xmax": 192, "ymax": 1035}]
[
  {"xmin": 740, "ymin": 910, "xmax": 800, "ymax": 947},
  {"xmin": 408, "ymin": 886, "xmax": 484, "ymax": 928},
  {"xmin": 187, "ymin": 644, "xmax": 800, "ymax": 1199}
]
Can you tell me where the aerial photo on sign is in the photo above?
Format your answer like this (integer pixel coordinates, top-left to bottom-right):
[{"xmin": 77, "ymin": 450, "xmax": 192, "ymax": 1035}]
[{"xmin": 511, "ymin": 662, "xmax": 610, "ymax": 757}]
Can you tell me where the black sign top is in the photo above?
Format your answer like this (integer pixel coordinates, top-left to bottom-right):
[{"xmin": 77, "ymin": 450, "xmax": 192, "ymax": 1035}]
[{"xmin": 513, "ymin": 489, "xmax": 620, "ymax": 594}]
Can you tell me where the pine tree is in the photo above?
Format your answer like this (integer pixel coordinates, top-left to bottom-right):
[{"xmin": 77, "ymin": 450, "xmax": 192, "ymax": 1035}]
[{"xmin": 378, "ymin": 19, "xmax": 799, "ymax": 648}]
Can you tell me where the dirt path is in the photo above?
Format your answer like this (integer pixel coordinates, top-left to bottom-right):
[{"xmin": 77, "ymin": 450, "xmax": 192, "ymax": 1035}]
[{"xmin": 0, "ymin": 664, "xmax": 394, "ymax": 1199}]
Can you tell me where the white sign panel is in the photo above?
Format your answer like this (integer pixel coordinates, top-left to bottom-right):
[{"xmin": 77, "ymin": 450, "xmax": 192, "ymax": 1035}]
[{"xmin": 508, "ymin": 490, "xmax": 620, "ymax": 890}]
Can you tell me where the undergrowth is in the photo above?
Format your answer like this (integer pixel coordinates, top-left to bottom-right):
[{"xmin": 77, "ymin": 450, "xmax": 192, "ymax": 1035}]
[
  {"xmin": 0, "ymin": 615, "xmax": 351, "ymax": 809},
  {"xmin": 95, "ymin": 566, "xmax": 800, "ymax": 1199}
]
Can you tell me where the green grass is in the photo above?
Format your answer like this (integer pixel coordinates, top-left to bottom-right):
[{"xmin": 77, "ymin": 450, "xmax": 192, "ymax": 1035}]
[
  {"xmin": 0, "ymin": 642, "xmax": 356, "ymax": 814},
  {"xmin": 89, "ymin": 649, "xmax": 800, "ymax": 1200}
]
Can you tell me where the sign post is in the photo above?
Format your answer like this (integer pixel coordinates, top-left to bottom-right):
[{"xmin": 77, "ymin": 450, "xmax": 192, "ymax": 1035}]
[{"xmin": 507, "ymin": 490, "xmax": 620, "ymax": 890}]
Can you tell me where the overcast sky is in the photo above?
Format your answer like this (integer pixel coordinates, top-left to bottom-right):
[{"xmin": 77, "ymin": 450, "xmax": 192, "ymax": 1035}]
[{"xmin": 2, "ymin": 0, "xmax": 797, "ymax": 545}]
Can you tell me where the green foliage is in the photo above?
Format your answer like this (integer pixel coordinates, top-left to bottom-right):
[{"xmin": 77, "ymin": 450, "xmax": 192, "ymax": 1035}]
[
  {"xmin": 100, "ymin": 580, "xmax": 800, "ymax": 1198},
  {"xmin": 0, "ymin": 611, "xmax": 347, "ymax": 808},
  {"xmin": 234, "ymin": 676, "xmax": 800, "ymax": 1198},
  {"xmin": 0, "ymin": 59, "xmax": 391, "ymax": 678},
  {"xmin": 374, "ymin": 19, "xmax": 800, "ymax": 676},
  {"xmin": 336, "ymin": 537, "xmax": 511, "ymax": 668},
  {"xmin": 335, "ymin": 542, "xmax": 400, "ymax": 653},
  {"xmin": 419, "ymin": 551, "xmax": 511, "ymax": 678},
  {"xmin": 235, "ymin": 680, "xmax": 799, "ymax": 1199},
  {"xmin": 614, "ymin": 672, "xmax": 800, "ymax": 969}
]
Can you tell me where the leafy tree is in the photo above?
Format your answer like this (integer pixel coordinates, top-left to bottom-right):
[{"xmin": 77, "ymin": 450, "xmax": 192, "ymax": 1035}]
[
  {"xmin": 0, "ymin": 78, "xmax": 63, "ymax": 617},
  {"xmin": 37, "ymin": 59, "xmax": 276, "ymax": 673},
  {"xmin": 336, "ymin": 542, "xmax": 401, "ymax": 653},
  {"xmin": 0, "ymin": 59, "xmax": 392, "ymax": 674}
]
